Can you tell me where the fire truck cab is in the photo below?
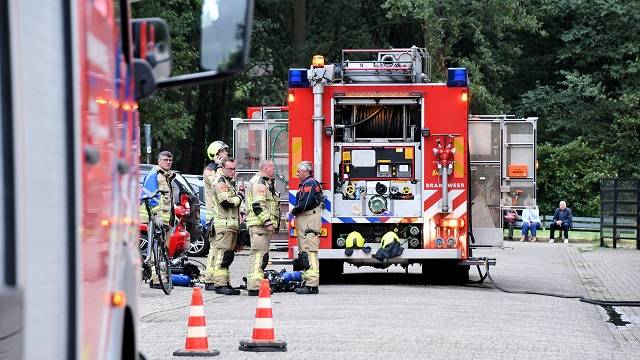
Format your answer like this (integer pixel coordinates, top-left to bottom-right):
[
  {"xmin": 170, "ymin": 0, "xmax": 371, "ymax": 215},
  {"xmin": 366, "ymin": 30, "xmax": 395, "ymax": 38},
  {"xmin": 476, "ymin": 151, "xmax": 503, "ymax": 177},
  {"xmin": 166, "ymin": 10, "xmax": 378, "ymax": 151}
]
[{"xmin": 286, "ymin": 48, "xmax": 536, "ymax": 282}]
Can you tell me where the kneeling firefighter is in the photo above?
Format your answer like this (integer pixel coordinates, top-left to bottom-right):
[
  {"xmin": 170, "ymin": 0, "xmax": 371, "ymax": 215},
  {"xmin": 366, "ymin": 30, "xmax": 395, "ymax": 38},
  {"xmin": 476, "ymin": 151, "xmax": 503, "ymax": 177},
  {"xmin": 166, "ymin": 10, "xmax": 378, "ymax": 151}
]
[
  {"xmin": 344, "ymin": 231, "xmax": 371, "ymax": 256},
  {"xmin": 291, "ymin": 161, "xmax": 324, "ymax": 295},
  {"xmin": 373, "ymin": 230, "xmax": 404, "ymax": 262},
  {"xmin": 204, "ymin": 157, "xmax": 244, "ymax": 295}
]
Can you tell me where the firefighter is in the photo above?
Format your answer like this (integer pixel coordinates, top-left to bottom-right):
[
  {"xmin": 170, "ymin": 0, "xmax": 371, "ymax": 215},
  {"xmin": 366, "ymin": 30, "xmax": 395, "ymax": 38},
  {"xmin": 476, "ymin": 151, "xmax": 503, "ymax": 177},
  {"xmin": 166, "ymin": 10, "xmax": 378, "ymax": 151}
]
[
  {"xmin": 140, "ymin": 150, "xmax": 175, "ymax": 289},
  {"xmin": 245, "ymin": 159, "xmax": 280, "ymax": 296},
  {"xmin": 202, "ymin": 141, "xmax": 231, "ymax": 257},
  {"xmin": 204, "ymin": 140, "xmax": 229, "ymax": 178},
  {"xmin": 291, "ymin": 161, "xmax": 323, "ymax": 295},
  {"xmin": 204, "ymin": 157, "xmax": 244, "ymax": 295}
]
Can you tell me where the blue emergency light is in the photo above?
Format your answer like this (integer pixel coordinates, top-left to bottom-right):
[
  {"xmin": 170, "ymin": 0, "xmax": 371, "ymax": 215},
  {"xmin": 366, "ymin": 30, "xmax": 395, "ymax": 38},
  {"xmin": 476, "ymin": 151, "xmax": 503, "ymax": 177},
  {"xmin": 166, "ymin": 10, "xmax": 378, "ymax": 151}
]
[
  {"xmin": 447, "ymin": 67, "xmax": 468, "ymax": 87},
  {"xmin": 288, "ymin": 68, "xmax": 309, "ymax": 88}
]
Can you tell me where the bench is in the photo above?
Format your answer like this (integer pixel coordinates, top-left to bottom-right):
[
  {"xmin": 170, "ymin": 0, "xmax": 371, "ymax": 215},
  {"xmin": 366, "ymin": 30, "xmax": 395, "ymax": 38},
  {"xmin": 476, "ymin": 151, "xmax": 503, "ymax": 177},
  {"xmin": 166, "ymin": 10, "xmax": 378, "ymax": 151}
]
[
  {"xmin": 541, "ymin": 215, "xmax": 601, "ymax": 231},
  {"xmin": 510, "ymin": 216, "xmax": 600, "ymax": 231}
]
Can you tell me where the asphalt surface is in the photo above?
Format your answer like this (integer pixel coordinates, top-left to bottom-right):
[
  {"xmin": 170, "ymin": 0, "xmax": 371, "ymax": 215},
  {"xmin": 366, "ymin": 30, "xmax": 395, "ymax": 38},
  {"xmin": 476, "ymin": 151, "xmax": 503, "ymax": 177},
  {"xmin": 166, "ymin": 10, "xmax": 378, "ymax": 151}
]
[{"xmin": 139, "ymin": 242, "xmax": 640, "ymax": 359}]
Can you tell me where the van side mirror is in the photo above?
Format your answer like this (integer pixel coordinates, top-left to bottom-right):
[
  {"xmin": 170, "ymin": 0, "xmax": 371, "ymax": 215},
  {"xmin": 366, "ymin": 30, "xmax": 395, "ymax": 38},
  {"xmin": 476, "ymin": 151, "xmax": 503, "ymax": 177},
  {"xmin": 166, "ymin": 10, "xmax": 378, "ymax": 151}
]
[{"xmin": 156, "ymin": 0, "xmax": 254, "ymax": 88}]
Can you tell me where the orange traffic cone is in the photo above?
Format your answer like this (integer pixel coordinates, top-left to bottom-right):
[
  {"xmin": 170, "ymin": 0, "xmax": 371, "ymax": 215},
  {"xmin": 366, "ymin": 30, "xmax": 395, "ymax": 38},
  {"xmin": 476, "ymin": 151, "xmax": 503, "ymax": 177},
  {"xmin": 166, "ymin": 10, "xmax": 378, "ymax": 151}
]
[
  {"xmin": 239, "ymin": 279, "xmax": 287, "ymax": 352},
  {"xmin": 173, "ymin": 287, "xmax": 220, "ymax": 357}
]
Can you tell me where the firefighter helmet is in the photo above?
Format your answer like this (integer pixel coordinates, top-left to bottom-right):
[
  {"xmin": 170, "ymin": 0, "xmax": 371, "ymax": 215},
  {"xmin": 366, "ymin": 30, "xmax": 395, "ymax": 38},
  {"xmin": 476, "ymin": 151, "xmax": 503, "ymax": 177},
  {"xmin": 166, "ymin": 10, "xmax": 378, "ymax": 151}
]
[
  {"xmin": 380, "ymin": 230, "xmax": 400, "ymax": 248},
  {"xmin": 207, "ymin": 141, "xmax": 229, "ymax": 160},
  {"xmin": 345, "ymin": 231, "xmax": 365, "ymax": 249}
]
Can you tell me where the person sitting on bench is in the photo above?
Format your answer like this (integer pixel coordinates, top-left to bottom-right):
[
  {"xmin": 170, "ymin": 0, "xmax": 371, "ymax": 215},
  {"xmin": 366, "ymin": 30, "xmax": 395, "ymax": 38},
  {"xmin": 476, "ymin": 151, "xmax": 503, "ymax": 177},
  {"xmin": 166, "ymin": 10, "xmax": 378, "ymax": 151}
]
[
  {"xmin": 520, "ymin": 203, "xmax": 541, "ymax": 242},
  {"xmin": 504, "ymin": 209, "xmax": 518, "ymax": 240},
  {"xmin": 549, "ymin": 200, "xmax": 572, "ymax": 244}
]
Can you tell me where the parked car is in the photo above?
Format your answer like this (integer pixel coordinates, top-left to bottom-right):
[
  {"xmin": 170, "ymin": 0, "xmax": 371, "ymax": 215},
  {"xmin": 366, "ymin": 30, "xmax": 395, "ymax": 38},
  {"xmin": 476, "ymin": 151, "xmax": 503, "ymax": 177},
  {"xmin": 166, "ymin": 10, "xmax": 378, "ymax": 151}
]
[
  {"xmin": 138, "ymin": 165, "xmax": 203, "ymax": 255},
  {"xmin": 182, "ymin": 174, "xmax": 210, "ymax": 257}
]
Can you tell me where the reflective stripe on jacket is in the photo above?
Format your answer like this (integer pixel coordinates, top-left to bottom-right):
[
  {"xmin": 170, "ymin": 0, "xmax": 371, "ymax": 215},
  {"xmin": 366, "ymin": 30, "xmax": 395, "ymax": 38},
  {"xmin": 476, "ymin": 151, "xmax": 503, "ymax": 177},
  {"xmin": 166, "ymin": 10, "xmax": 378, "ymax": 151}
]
[
  {"xmin": 212, "ymin": 175, "xmax": 242, "ymax": 231},
  {"xmin": 246, "ymin": 173, "xmax": 279, "ymax": 227},
  {"xmin": 140, "ymin": 166, "xmax": 173, "ymax": 223}
]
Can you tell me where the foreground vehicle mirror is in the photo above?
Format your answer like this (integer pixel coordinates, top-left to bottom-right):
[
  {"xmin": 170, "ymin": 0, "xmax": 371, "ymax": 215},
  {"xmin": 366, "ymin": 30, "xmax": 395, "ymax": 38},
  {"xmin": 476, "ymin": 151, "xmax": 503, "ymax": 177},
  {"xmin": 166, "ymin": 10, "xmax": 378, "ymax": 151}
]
[
  {"xmin": 156, "ymin": 0, "xmax": 254, "ymax": 88},
  {"xmin": 132, "ymin": 18, "xmax": 172, "ymax": 80}
]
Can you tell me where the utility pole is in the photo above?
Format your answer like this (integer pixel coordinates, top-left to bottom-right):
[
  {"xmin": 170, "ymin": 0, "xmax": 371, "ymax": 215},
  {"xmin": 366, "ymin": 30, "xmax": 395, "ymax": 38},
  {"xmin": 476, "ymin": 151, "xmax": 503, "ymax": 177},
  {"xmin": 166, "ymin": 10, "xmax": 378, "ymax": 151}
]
[{"xmin": 144, "ymin": 123, "xmax": 152, "ymax": 164}]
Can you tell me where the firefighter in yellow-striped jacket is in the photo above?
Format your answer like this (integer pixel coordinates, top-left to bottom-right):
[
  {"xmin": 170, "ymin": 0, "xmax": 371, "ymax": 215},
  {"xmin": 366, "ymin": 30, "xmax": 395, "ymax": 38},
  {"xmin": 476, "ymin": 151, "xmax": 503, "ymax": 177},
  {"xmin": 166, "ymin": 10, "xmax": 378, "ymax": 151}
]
[
  {"xmin": 140, "ymin": 151, "xmax": 175, "ymax": 289},
  {"xmin": 245, "ymin": 159, "xmax": 280, "ymax": 296},
  {"xmin": 204, "ymin": 157, "xmax": 244, "ymax": 295}
]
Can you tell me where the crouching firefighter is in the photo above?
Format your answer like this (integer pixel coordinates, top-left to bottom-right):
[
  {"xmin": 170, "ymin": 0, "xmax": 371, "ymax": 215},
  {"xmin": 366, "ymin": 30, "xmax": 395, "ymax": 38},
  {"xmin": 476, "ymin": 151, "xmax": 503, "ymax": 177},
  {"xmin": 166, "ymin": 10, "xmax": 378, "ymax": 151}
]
[
  {"xmin": 204, "ymin": 157, "xmax": 244, "ymax": 295},
  {"xmin": 246, "ymin": 160, "xmax": 280, "ymax": 296},
  {"xmin": 291, "ymin": 161, "xmax": 324, "ymax": 295}
]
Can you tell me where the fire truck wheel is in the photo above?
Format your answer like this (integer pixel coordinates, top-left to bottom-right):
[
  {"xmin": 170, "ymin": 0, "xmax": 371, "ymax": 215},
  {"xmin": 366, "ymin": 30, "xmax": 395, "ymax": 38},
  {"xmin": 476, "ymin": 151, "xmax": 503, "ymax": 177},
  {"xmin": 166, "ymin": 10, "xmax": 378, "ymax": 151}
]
[{"xmin": 319, "ymin": 260, "xmax": 343, "ymax": 284}]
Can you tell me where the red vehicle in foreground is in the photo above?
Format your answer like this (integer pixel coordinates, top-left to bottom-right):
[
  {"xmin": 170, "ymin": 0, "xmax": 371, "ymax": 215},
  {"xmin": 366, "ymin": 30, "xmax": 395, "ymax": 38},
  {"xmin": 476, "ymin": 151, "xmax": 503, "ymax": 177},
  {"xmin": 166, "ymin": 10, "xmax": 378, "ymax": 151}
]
[{"xmin": 0, "ymin": 0, "xmax": 254, "ymax": 358}]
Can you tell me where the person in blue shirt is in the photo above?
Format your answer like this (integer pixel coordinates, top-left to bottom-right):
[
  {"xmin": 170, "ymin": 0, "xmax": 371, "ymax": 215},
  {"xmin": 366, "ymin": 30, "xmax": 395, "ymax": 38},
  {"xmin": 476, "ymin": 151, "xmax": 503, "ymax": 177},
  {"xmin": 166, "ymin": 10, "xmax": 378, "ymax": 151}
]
[
  {"xmin": 549, "ymin": 201, "xmax": 573, "ymax": 243},
  {"xmin": 520, "ymin": 205, "xmax": 541, "ymax": 242}
]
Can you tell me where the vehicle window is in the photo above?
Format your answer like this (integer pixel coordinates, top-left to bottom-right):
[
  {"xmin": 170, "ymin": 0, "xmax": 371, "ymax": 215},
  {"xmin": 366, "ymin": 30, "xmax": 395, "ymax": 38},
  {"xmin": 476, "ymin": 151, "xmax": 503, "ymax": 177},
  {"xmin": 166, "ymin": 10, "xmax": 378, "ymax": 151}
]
[
  {"xmin": 264, "ymin": 110, "xmax": 288, "ymax": 120},
  {"xmin": 175, "ymin": 173, "xmax": 196, "ymax": 195}
]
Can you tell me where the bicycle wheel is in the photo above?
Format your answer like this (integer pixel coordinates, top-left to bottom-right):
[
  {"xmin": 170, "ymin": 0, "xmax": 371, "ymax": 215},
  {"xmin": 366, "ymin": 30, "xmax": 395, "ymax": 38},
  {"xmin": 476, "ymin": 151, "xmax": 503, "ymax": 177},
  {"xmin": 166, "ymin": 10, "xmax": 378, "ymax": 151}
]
[{"xmin": 153, "ymin": 233, "xmax": 173, "ymax": 295}]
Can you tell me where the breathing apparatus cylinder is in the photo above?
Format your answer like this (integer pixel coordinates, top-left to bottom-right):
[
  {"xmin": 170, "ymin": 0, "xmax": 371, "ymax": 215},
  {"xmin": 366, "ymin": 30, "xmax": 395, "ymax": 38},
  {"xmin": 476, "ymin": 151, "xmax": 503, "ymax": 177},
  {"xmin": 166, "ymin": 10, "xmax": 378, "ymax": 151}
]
[
  {"xmin": 281, "ymin": 271, "xmax": 303, "ymax": 283},
  {"xmin": 170, "ymin": 274, "xmax": 191, "ymax": 287}
]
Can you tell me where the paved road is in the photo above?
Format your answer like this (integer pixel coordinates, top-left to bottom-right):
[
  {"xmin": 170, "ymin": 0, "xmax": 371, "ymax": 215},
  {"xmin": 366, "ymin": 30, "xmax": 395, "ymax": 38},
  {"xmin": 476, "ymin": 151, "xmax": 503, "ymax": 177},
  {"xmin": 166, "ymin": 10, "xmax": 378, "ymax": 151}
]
[{"xmin": 139, "ymin": 243, "xmax": 640, "ymax": 359}]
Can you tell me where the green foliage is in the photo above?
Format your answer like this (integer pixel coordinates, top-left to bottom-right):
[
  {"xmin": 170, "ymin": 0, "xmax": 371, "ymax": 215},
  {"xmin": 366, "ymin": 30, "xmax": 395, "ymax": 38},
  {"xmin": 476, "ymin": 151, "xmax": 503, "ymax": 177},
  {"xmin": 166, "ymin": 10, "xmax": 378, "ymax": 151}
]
[
  {"xmin": 537, "ymin": 140, "xmax": 616, "ymax": 216},
  {"xmin": 135, "ymin": 0, "xmax": 640, "ymax": 216},
  {"xmin": 382, "ymin": 0, "xmax": 542, "ymax": 113}
]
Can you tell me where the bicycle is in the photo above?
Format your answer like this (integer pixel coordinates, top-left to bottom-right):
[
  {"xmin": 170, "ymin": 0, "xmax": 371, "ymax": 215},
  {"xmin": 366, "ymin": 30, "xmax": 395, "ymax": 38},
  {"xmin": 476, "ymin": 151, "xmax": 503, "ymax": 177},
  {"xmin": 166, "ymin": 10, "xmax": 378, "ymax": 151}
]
[{"xmin": 140, "ymin": 189, "xmax": 173, "ymax": 295}]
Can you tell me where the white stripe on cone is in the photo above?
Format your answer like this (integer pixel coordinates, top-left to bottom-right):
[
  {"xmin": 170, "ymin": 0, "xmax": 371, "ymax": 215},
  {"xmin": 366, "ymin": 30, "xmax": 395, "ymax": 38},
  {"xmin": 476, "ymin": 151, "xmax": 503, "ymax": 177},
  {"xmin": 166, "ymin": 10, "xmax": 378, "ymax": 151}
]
[
  {"xmin": 189, "ymin": 305, "xmax": 204, "ymax": 317},
  {"xmin": 257, "ymin": 298, "xmax": 271, "ymax": 308},
  {"xmin": 253, "ymin": 318, "xmax": 274, "ymax": 329},
  {"xmin": 187, "ymin": 326, "xmax": 208, "ymax": 338}
]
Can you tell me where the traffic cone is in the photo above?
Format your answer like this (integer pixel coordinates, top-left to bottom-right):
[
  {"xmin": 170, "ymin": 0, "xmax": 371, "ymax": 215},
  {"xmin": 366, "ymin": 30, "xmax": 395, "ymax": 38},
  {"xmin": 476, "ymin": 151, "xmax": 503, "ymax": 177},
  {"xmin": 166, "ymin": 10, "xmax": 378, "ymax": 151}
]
[
  {"xmin": 173, "ymin": 287, "xmax": 220, "ymax": 357},
  {"xmin": 239, "ymin": 279, "xmax": 287, "ymax": 352}
]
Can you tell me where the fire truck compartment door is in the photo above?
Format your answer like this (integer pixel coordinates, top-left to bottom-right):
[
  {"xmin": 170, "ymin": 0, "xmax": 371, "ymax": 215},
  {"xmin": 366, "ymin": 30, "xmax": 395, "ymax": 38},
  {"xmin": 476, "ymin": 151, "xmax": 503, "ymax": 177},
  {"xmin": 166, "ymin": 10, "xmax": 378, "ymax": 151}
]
[{"xmin": 468, "ymin": 116, "xmax": 537, "ymax": 248}]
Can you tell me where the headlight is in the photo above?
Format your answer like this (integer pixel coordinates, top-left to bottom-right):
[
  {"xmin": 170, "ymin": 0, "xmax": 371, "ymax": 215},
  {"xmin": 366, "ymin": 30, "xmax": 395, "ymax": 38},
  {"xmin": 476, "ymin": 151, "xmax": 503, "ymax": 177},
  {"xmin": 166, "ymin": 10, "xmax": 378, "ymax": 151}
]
[{"xmin": 435, "ymin": 237, "xmax": 444, "ymax": 248}]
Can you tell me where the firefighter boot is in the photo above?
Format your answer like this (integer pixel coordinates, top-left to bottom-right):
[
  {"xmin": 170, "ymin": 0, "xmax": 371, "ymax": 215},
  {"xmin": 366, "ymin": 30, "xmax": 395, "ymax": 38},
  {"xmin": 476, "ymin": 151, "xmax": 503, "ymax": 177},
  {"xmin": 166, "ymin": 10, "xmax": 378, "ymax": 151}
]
[
  {"xmin": 294, "ymin": 286, "xmax": 319, "ymax": 295},
  {"xmin": 215, "ymin": 285, "xmax": 240, "ymax": 295}
]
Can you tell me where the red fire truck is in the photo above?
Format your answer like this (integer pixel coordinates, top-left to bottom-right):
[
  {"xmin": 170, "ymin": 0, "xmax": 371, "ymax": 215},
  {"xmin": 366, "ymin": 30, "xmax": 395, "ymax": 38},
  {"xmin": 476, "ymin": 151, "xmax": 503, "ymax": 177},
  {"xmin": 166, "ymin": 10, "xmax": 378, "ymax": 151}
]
[
  {"xmin": 286, "ymin": 48, "xmax": 537, "ymax": 282},
  {"xmin": 0, "ymin": 1, "xmax": 253, "ymax": 358}
]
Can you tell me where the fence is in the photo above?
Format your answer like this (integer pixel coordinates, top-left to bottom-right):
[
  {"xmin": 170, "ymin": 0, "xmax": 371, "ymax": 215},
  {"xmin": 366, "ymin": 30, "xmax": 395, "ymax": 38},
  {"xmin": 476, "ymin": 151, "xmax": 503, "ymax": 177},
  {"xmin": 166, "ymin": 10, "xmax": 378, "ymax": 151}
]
[{"xmin": 600, "ymin": 179, "xmax": 640, "ymax": 249}]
